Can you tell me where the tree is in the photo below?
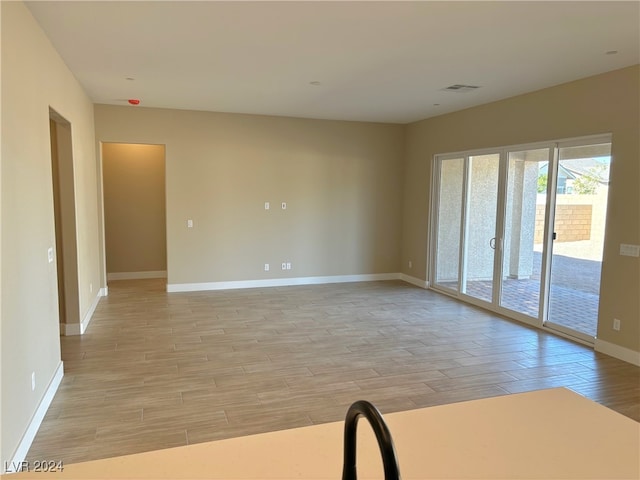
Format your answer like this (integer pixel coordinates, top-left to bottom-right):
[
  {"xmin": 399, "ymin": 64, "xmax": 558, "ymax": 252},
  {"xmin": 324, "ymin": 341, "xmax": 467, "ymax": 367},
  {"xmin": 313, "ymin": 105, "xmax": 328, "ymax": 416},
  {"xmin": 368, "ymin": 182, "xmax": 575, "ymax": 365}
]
[
  {"xmin": 537, "ymin": 173, "xmax": 547, "ymax": 193},
  {"xmin": 573, "ymin": 165, "xmax": 606, "ymax": 195}
]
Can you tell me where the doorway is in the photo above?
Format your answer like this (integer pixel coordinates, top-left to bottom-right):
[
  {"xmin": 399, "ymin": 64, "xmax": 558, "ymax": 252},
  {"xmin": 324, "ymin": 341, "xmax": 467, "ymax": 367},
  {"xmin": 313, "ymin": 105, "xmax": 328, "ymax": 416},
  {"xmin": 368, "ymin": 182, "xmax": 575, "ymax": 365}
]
[
  {"xmin": 430, "ymin": 135, "xmax": 612, "ymax": 343},
  {"xmin": 49, "ymin": 109, "xmax": 80, "ymax": 334},
  {"xmin": 101, "ymin": 143, "xmax": 167, "ymax": 282}
]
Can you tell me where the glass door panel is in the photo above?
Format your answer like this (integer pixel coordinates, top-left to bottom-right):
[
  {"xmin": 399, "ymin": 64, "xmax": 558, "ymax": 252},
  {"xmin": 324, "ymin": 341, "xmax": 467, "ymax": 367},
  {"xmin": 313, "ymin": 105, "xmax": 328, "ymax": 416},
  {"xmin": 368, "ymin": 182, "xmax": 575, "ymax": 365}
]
[
  {"xmin": 461, "ymin": 154, "xmax": 500, "ymax": 303},
  {"xmin": 434, "ymin": 157, "xmax": 464, "ymax": 292},
  {"xmin": 546, "ymin": 143, "xmax": 611, "ymax": 338},
  {"xmin": 499, "ymin": 148, "xmax": 550, "ymax": 318}
]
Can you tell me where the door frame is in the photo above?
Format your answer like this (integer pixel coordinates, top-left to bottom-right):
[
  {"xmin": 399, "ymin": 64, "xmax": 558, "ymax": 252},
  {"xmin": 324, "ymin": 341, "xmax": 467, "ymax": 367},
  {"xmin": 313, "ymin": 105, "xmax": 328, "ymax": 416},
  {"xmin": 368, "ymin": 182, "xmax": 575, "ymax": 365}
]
[
  {"xmin": 542, "ymin": 135, "xmax": 612, "ymax": 343},
  {"xmin": 428, "ymin": 134, "xmax": 612, "ymax": 346},
  {"xmin": 99, "ymin": 142, "xmax": 168, "ymax": 284},
  {"xmin": 49, "ymin": 108, "xmax": 81, "ymax": 336}
]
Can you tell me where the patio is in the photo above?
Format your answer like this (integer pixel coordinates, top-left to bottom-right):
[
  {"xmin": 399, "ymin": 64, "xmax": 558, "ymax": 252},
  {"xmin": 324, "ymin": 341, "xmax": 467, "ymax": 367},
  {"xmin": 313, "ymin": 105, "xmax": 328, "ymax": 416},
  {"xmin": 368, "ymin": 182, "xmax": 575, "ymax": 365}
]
[{"xmin": 442, "ymin": 252, "xmax": 602, "ymax": 338}]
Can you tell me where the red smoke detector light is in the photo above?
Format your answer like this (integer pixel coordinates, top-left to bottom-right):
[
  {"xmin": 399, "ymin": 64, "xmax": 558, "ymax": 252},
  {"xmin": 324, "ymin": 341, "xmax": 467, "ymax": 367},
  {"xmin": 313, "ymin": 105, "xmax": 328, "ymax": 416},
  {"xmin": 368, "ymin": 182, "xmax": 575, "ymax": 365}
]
[{"xmin": 128, "ymin": 99, "xmax": 140, "ymax": 105}]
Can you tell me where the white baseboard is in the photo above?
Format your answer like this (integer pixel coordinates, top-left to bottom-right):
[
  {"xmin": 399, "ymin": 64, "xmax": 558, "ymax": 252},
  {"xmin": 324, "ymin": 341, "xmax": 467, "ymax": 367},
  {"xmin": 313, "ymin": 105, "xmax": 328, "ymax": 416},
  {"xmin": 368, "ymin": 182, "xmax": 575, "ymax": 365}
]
[
  {"xmin": 107, "ymin": 270, "xmax": 167, "ymax": 281},
  {"xmin": 594, "ymin": 339, "xmax": 640, "ymax": 366},
  {"xmin": 6, "ymin": 362, "xmax": 64, "ymax": 473},
  {"xmin": 63, "ymin": 288, "xmax": 107, "ymax": 336},
  {"xmin": 63, "ymin": 322, "xmax": 82, "ymax": 336},
  {"xmin": 167, "ymin": 273, "xmax": 401, "ymax": 293},
  {"xmin": 400, "ymin": 274, "xmax": 429, "ymax": 289}
]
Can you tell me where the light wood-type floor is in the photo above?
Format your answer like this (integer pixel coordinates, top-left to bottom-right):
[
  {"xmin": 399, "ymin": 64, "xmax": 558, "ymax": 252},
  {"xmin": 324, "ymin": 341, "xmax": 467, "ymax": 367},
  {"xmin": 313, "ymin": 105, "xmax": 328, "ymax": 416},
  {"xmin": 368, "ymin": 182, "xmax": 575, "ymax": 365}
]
[{"xmin": 27, "ymin": 279, "xmax": 640, "ymax": 465}]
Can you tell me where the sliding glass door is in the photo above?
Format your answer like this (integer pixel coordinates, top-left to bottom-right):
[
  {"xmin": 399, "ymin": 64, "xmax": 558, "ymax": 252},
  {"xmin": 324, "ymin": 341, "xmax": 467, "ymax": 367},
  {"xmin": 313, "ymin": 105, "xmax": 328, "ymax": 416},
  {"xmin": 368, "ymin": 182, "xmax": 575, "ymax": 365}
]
[
  {"xmin": 434, "ymin": 157, "xmax": 464, "ymax": 293},
  {"xmin": 499, "ymin": 148, "xmax": 551, "ymax": 318},
  {"xmin": 433, "ymin": 151, "xmax": 502, "ymax": 304},
  {"xmin": 461, "ymin": 154, "xmax": 500, "ymax": 303},
  {"xmin": 430, "ymin": 135, "xmax": 611, "ymax": 343},
  {"xmin": 545, "ymin": 142, "xmax": 612, "ymax": 339}
]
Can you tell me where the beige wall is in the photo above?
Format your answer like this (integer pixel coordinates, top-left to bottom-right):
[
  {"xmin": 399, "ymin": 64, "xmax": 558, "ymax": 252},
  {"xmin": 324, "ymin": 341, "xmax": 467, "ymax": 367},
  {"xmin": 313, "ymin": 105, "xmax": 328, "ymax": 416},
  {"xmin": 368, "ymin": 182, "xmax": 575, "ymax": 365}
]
[
  {"xmin": 402, "ymin": 65, "xmax": 640, "ymax": 353},
  {"xmin": 1, "ymin": 1, "xmax": 101, "ymax": 465},
  {"xmin": 102, "ymin": 143, "xmax": 167, "ymax": 275},
  {"xmin": 94, "ymin": 106, "xmax": 405, "ymax": 285}
]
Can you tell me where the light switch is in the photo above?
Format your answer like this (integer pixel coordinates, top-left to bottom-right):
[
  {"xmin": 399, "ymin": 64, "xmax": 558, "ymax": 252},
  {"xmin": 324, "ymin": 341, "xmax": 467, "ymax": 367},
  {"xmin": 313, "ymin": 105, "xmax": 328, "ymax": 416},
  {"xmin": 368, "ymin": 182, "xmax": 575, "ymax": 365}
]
[
  {"xmin": 187, "ymin": 219, "xmax": 193, "ymax": 228},
  {"xmin": 281, "ymin": 202, "xmax": 287, "ymax": 210},
  {"xmin": 264, "ymin": 264, "xmax": 270, "ymax": 272},
  {"xmin": 620, "ymin": 244, "xmax": 640, "ymax": 257},
  {"xmin": 264, "ymin": 202, "xmax": 270, "ymax": 210}
]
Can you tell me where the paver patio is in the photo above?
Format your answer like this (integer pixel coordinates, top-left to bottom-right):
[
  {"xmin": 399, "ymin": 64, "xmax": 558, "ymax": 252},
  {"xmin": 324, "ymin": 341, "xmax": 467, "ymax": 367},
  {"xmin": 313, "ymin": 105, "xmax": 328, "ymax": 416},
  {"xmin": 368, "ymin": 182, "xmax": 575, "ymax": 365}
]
[{"xmin": 440, "ymin": 252, "xmax": 601, "ymax": 338}]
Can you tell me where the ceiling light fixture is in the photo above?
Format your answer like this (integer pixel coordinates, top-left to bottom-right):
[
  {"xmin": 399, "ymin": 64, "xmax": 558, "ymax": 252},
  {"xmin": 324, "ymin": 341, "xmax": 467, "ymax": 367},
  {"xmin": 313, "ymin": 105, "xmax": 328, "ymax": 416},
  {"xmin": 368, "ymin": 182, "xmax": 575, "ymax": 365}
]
[
  {"xmin": 309, "ymin": 81, "xmax": 322, "ymax": 86},
  {"xmin": 125, "ymin": 77, "xmax": 135, "ymax": 81},
  {"xmin": 605, "ymin": 50, "xmax": 618, "ymax": 55}
]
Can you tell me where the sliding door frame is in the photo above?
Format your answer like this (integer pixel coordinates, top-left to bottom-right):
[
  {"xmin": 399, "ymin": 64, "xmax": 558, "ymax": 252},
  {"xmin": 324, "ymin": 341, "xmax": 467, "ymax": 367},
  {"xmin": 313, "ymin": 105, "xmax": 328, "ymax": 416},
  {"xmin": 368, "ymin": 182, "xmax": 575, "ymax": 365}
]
[
  {"xmin": 542, "ymin": 134, "xmax": 613, "ymax": 344},
  {"xmin": 429, "ymin": 134, "xmax": 612, "ymax": 346}
]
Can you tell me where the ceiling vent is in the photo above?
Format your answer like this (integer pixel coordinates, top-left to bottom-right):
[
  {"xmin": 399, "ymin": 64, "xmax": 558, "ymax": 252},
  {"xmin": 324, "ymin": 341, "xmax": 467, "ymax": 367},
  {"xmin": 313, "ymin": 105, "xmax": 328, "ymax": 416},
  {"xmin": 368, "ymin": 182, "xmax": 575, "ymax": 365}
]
[{"xmin": 442, "ymin": 84, "xmax": 481, "ymax": 92}]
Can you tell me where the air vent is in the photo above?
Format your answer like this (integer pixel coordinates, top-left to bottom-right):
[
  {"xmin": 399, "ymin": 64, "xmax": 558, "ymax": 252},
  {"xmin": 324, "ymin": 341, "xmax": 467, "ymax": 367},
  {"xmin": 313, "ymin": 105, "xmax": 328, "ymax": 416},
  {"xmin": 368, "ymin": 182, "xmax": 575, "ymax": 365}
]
[{"xmin": 442, "ymin": 84, "xmax": 481, "ymax": 92}]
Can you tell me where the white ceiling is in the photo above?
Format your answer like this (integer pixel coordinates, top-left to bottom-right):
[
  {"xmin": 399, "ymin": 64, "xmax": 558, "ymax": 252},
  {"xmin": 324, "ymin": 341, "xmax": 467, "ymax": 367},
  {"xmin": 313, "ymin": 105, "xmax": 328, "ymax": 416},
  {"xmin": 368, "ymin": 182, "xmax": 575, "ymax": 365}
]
[{"xmin": 26, "ymin": 1, "xmax": 640, "ymax": 124}]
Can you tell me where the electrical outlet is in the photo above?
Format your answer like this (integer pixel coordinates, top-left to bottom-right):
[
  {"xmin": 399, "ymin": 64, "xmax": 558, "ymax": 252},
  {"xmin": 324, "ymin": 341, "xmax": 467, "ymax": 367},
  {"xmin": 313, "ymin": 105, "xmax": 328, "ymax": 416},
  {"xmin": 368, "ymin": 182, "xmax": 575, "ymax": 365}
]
[
  {"xmin": 613, "ymin": 318, "xmax": 621, "ymax": 331},
  {"xmin": 619, "ymin": 244, "xmax": 640, "ymax": 257},
  {"xmin": 264, "ymin": 202, "xmax": 270, "ymax": 210},
  {"xmin": 281, "ymin": 262, "xmax": 287, "ymax": 270},
  {"xmin": 286, "ymin": 262, "xmax": 291, "ymax": 270},
  {"xmin": 47, "ymin": 247, "xmax": 54, "ymax": 263},
  {"xmin": 264, "ymin": 263, "xmax": 269, "ymax": 272},
  {"xmin": 187, "ymin": 219, "xmax": 193, "ymax": 228},
  {"xmin": 408, "ymin": 261, "xmax": 412, "ymax": 269},
  {"xmin": 31, "ymin": 372, "xmax": 36, "ymax": 391}
]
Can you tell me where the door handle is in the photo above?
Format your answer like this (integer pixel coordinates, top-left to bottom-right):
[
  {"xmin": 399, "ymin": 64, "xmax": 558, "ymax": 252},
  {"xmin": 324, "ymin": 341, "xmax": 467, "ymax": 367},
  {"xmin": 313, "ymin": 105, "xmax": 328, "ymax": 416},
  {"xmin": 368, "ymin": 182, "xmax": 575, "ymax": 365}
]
[{"xmin": 489, "ymin": 237, "xmax": 496, "ymax": 249}]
